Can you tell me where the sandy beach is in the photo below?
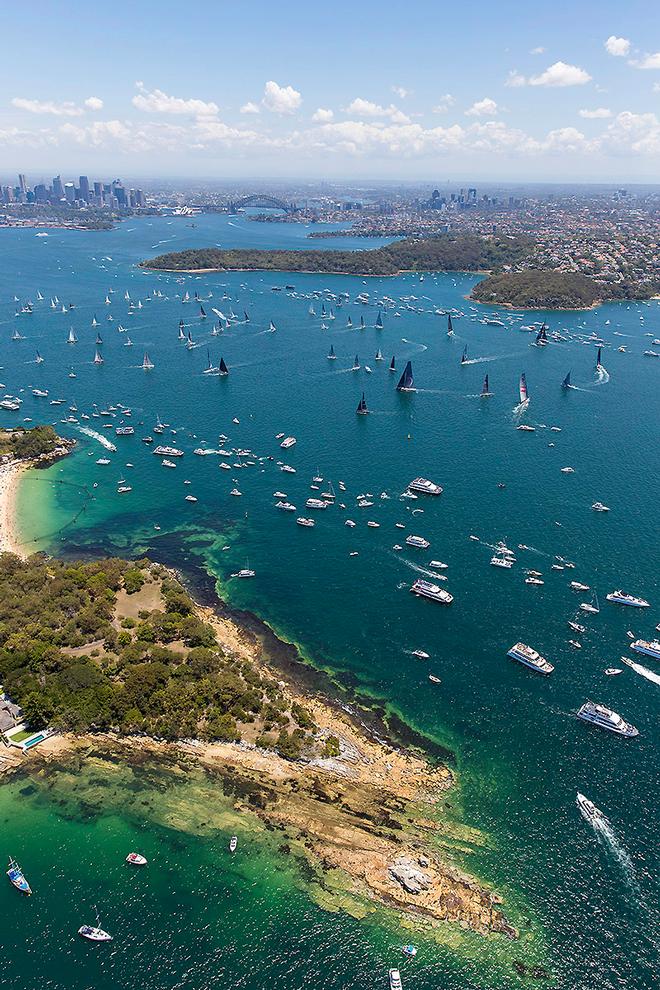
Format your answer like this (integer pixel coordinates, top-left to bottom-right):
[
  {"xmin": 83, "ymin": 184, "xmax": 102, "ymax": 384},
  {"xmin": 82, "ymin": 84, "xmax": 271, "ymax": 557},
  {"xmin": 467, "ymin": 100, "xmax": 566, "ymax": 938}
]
[{"xmin": 0, "ymin": 460, "xmax": 28, "ymax": 558}]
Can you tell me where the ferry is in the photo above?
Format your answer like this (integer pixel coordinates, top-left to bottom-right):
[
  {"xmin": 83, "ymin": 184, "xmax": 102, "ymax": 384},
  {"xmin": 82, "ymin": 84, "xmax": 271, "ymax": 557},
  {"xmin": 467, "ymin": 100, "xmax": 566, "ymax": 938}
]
[
  {"xmin": 153, "ymin": 446, "xmax": 184, "ymax": 457},
  {"xmin": 115, "ymin": 426, "xmax": 134, "ymax": 436},
  {"xmin": 7, "ymin": 858, "xmax": 31, "ymax": 895},
  {"xmin": 507, "ymin": 642, "xmax": 554, "ymax": 675},
  {"xmin": 491, "ymin": 555, "xmax": 513, "ymax": 569},
  {"xmin": 577, "ymin": 701, "xmax": 638, "ymax": 737},
  {"xmin": 410, "ymin": 579, "xmax": 453, "ymax": 605},
  {"xmin": 605, "ymin": 590, "xmax": 650, "ymax": 608},
  {"xmin": 306, "ymin": 498, "xmax": 327, "ymax": 510},
  {"xmin": 630, "ymin": 639, "xmax": 660, "ymax": 661},
  {"xmin": 405, "ymin": 535, "xmax": 430, "ymax": 549},
  {"xmin": 576, "ymin": 792, "xmax": 606, "ymax": 826},
  {"xmin": 280, "ymin": 437, "xmax": 296, "ymax": 449},
  {"xmin": 408, "ymin": 477, "xmax": 443, "ymax": 496}
]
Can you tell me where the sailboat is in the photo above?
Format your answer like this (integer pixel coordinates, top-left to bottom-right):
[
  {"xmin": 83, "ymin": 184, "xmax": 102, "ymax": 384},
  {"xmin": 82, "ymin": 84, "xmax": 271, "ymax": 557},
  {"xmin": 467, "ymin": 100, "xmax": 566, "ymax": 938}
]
[
  {"xmin": 203, "ymin": 350, "xmax": 218, "ymax": 374},
  {"xmin": 375, "ymin": 311, "xmax": 384, "ymax": 329},
  {"xmin": 244, "ymin": 310, "xmax": 250, "ymax": 323},
  {"xmin": 389, "ymin": 355, "xmax": 396, "ymax": 372},
  {"xmin": 596, "ymin": 347, "xmax": 603, "ymax": 368},
  {"xmin": 359, "ymin": 315, "xmax": 366, "ymax": 330},
  {"xmin": 268, "ymin": 320, "xmax": 277, "ymax": 332},
  {"xmin": 536, "ymin": 323, "xmax": 548, "ymax": 346},
  {"xmin": 124, "ymin": 291, "xmax": 131, "ymax": 301},
  {"xmin": 461, "ymin": 345, "xmax": 468, "ymax": 365},
  {"xmin": 447, "ymin": 314, "xmax": 454, "ymax": 336},
  {"xmin": 36, "ymin": 291, "xmax": 43, "ymax": 301},
  {"xmin": 11, "ymin": 328, "xmax": 24, "ymax": 341},
  {"xmin": 200, "ymin": 305, "xmax": 207, "ymax": 319},
  {"xmin": 219, "ymin": 357, "xmax": 229, "ymax": 376},
  {"xmin": 346, "ymin": 316, "xmax": 353, "ymax": 329},
  {"xmin": 396, "ymin": 360, "xmax": 415, "ymax": 392},
  {"xmin": 187, "ymin": 330, "xmax": 194, "ymax": 350},
  {"xmin": 142, "ymin": 351, "xmax": 154, "ymax": 370},
  {"xmin": 519, "ymin": 372, "xmax": 529, "ymax": 404},
  {"xmin": 321, "ymin": 303, "xmax": 326, "ymax": 317},
  {"xmin": 178, "ymin": 320, "xmax": 186, "ymax": 340},
  {"xmin": 352, "ymin": 354, "xmax": 360, "ymax": 371},
  {"xmin": 480, "ymin": 374, "xmax": 492, "ymax": 397},
  {"xmin": 327, "ymin": 344, "xmax": 336, "ymax": 360},
  {"xmin": 124, "ymin": 336, "xmax": 133, "ymax": 347},
  {"xmin": 561, "ymin": 371, "xmax": 571, "ymax": 389},
  {"xmin": 95, "ymin": 332, "xmax": 103, "ymax": 346},
  {"xmin": 6, "ymin": 858, "xmax": 31, "ymax": 895},
  {"xmin": 356, "ymin": 392, "xmax": 369, "ymax": 415},
  {"xmin": 105, "ymin": 295, "xmax": 111, "ymax": 305},
  {"xmin": 78, "ymin": 906, "xmax": 113, "ymax": 942},
  {"xmin": 50, "ymin": 299, "xmax": 56, "ymax": 309},
  {"xmin": 375, "ymin": 349, "xmax": 383, "ymax": 361},
  {"xmin": 93, "ymin": 349, "xmax": 104, "ymax": 365},
  {"xmin": 67, "ymin": 327, "xmax": 77, "ymax": 344},
  {"xmin": 182, "ymin": 291, "xmax": 190, "ymax": 303},
  {"xmin": 308, "ymin": 303, "xmax": 316, "ymax": 317},
  {"xmin": 91, "ymin": 315, "xmax": 98, "ymax": 327},
  {"xmin": 35, "ymin": 350, "xmax": 44, "ymax": 364}
]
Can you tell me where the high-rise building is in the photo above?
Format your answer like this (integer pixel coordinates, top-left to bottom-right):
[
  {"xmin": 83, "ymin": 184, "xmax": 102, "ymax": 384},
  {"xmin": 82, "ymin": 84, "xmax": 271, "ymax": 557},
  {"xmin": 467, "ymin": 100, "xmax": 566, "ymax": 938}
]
[
  {"xmin": 64, "ymin": 182, "xmax": 76, "ymax": 203},
  {"xmin": 79, "ymin": 175, "xmax": 90, "ymax": 202},
  {"xmin": 18, "ymin": 173, "xmax": 28, "ymax": 195},
  {"xmin": 52, "ymin": 175, "xmax": 64, "ymax": 199},
  {"xmin": 34, "ymin": 183, "xmax": 48, "ymax": 203},
  {"xmin": 94, "ymin": 181, "xmax": 103, "ymax": 197}
]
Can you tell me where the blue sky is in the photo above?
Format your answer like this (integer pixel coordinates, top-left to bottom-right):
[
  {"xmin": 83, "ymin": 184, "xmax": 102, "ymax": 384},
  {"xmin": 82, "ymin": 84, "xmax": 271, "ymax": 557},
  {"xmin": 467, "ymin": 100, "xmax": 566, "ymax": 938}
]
[{"xmin": 2, "ymin": 0, "xmax": 660, "ymax": 182}]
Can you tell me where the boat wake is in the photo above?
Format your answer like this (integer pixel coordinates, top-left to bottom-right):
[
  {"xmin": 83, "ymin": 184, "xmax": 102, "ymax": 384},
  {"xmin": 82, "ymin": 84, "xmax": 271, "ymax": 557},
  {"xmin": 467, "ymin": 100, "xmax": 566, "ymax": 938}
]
[
  {"xmin": 462, "ymin": 356, "xmax": 495, "ymax": 365},
  {"xmin": 588, "ymin": 813, "xmax": 639, "ymax": 892},
  {"xmin": 400, "ymin": 339, "xmax": 428, "ymax": 352},
  {"xmin": 74, "ymin": 425, "xmax": 117, "ymax": 451},
  {"xmin": 595, "ymin": 366, "xmax": 610, "ymax": 384},
  {"xmin": 393, "ymin": 554, "xmax": 447, "ymax": 582},
  {"xmin": 622, "ymin": 657, "xmax": 660, "ymax": 686}
]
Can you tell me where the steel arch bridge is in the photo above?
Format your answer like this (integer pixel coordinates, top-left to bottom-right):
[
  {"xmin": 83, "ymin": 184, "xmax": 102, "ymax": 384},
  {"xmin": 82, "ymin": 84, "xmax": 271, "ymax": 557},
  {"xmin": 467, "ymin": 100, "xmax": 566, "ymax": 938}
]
[{"xmin": 230, "ymin": 194, "xmax": 293, "ymax": 213}]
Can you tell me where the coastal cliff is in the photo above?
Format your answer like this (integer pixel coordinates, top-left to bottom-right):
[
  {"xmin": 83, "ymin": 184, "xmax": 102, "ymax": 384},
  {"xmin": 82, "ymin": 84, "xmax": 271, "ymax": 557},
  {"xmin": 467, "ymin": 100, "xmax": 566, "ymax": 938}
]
[{"xmin": 0, "ymin": 554, "xmax": 515, "ymax": 940}]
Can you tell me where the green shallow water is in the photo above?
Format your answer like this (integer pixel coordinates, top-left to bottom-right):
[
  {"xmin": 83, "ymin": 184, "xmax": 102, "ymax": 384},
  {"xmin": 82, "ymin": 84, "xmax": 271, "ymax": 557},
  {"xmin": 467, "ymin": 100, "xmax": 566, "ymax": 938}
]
[{"xmin": 2, "ymin": 214, "xmax": 659, "ymax": 988}]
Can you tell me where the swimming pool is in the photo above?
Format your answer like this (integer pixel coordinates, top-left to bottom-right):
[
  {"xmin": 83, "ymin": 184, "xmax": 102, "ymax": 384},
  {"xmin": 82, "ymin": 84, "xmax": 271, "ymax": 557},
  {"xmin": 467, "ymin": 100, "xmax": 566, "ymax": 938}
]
[{"xmin": 22, "ymin": 733, "xmax": 47, "ymax": 750}]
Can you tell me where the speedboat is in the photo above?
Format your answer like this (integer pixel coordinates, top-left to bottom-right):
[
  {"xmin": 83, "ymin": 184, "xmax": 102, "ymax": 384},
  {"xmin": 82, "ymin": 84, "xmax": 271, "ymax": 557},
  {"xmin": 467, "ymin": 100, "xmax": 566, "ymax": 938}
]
[
  {"xmin": 126, "ymin": 852, "xmax": 147, "ymax": 866},
  {"xmin": 592, "ymin": 502, "xmax": 610, "ymax": 512},
  {"xmin": 296, "ymin": 517, "xmax": 315, "ymax": 527},
  {"xmin": 604, "ymin": 668, "xmax": 623, "ymax": 676},
  {"xmin": 576, "ymin": 792, "xmax": 606, "ymax": 825},
  {"xmin": 568, "ymin": 621, "xmax": 586, "ymax": 634},
  {"xmin": 411, "ymin": 650, "xmax": 429, "ymax": 659},
  {"xmin": 577, "ymin": 701, "xmax": 638, "ymax": 737},
  {"xmin": 570, "ymin": 582, "xmax": 590, "ymax": 592},
  {"xmin": 229, "ymin": 836, "xmax": 238, "ymax": 853},
  {"xmin": 7, "ymin": 858, "xmax": 31, "ymax": 895}
]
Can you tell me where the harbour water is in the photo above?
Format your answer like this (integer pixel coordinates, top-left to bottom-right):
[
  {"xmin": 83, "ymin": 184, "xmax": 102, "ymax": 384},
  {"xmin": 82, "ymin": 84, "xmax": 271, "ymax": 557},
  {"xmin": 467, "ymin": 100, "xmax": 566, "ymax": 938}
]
[{"xmin": 1, "ymin": 214, "xmax": 659, "ymax": 989}]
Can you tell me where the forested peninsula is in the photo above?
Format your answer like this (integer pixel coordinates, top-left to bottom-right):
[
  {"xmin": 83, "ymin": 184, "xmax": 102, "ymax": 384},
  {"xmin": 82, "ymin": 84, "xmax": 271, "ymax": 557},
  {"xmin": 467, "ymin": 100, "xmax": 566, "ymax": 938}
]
[
  {"xmin": 142, "ymin": 233, "xmax": 660, "ymax": 309},
  {"xmin": 141, "ymin": 234, "xmax": 532, "ymax": 277}
]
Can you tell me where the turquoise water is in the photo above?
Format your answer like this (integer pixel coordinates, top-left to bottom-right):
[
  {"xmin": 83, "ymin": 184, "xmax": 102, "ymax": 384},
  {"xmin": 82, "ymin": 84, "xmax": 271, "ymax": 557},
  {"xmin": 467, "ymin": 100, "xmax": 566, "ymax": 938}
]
[{"xmin": 1, "ymin": 214, "xmax": 659, "ymax": 988}]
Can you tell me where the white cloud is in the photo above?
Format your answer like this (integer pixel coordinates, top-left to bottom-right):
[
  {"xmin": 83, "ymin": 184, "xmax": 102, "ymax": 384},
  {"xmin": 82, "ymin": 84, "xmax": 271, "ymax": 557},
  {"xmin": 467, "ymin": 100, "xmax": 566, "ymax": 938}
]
[
  {"xmin": 604, "ymin": 35, "xmax": 631, "ymax": 57},
  {"xmin": 505, "ymin": 70, "xmax": 527, "ymax": 88},
  {"xmin": 84, "ymin": 96, "xmax": 104, "ymax": 111},
  {"xmin": 262, "ymin": 80, "xmax": 302, "ymax": 114},
  {"xmin": 312, "ymin": 107, "xmax": 334, "ymax": 122},
  {"xmin": 431, "ymin": 94, "xmax": 455, "ymax": 113},
  {"xmin": 654, "ymin": 82, "xmax": 660, "ymax": 92},
  {"xmin": 11, "ymin": 97, "xmax": 84, "ymax": 117},
  {"xmin": 629, "ymin": 52, "xmax": 660, "ymax": 69},
  {"xmin": 391, "ymin": 85, "xmax": 410, "ymax": 99},
  {"xmin": 579, "ymin": 107, "xmax": 612, "ymax": 119},
  {"xmin": 344, "ymin": 98, "xmax": 410, "ymax": 123},
  {"xmin": 529, "ymin": 61, "xmax": 592, "ymax": 87},
  {"xmin": 465, "ymin": 97, "xmax": 498, "ymax": 117},
  {"xmin": 132, "ymin": 83, "xmax": 219, "ymax": 116},
  {"xmin": 602, "ymin": 110, "xmax": 660, "ymax": 154},
  {"xmin": 240, "ymin": 101, "xmax": 260, "ymax": 115},
  {"xmin": 530, "ymin": 46, "xmax": 545, "ymax": 55}
]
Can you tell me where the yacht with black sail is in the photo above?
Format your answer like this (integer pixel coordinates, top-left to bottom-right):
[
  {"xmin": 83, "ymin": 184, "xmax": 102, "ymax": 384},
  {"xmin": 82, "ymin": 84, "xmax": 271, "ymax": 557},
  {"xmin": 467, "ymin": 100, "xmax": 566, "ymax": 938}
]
[{"xmin": 396, "ymin": 360, "xmax": 415, "ymax": 392}]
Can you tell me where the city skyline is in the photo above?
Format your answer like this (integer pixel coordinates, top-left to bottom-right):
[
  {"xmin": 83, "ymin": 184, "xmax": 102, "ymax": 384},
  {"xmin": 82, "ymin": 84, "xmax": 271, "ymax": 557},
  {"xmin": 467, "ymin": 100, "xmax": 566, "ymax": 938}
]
[{"xmin": 1, "ymin": 0, "xmax": 660, "ymax": 181}]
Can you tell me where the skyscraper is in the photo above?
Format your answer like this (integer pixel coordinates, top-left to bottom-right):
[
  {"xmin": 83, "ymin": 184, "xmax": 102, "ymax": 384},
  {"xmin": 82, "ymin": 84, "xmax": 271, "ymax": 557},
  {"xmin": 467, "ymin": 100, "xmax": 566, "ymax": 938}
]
[
  {"xmin": 79, "ymin": 175, "xmax": 90, "ymax": 202},
  {"xmin": 64, "ymin": 182, "xmax": 75, "ymax": 203},
  {"xmin": 52, "ymin": 175, "xmax": 64, "ymax": 199},
  {"xmin": 18, "ymin": 173, "xmax": 28, "ymax": 195}
]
